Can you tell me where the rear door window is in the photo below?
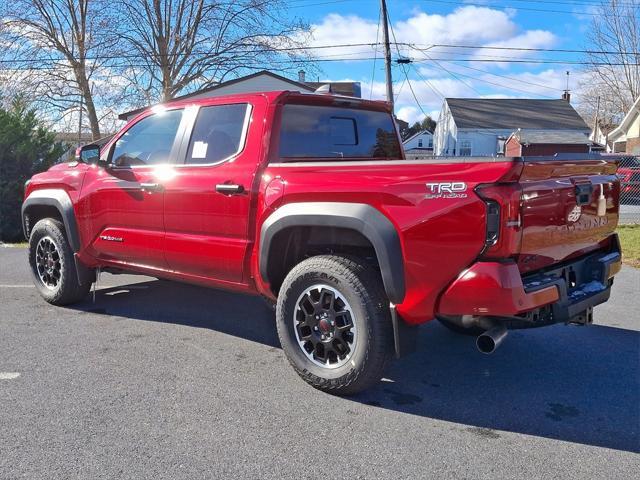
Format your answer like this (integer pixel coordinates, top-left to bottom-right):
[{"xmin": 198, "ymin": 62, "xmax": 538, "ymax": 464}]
[
  {"xmin": 185, "ymin": 103, "xmax": 250, "ymax": 165},
  {"xmin": 278, "ymin": 104, "xmax": 401, "ymax": 160}
]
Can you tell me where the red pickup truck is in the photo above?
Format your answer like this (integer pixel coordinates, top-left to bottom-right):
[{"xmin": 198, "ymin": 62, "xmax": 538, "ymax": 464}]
[{"xmin": 22, "ymin": 91, "xmax": 622, "ymax": 394}]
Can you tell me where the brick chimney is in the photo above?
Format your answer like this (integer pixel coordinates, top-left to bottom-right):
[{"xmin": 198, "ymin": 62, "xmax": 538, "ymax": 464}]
[{"xmin": 298, "ymin": 70, "xmax": 306, "ymax": 83}]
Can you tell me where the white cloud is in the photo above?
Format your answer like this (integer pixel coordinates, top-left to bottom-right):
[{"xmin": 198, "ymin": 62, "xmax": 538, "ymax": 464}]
[
  {"xmin": 396, "ymin": 106, "xmax": 424, "ymax": 124},
  {"xmin": 310, "ymin": 7, "xmax": 566, "ymax": 125},
  {"xmin": 305, "ymin": 6, "xmax": 556, "ymax": 61}
]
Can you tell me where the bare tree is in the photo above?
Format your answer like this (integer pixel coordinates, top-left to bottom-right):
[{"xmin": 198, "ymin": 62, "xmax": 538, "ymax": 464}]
[
  {"xmin": 1, "ymin": 0, "xmax": 122, "ymax": 139},
  {"xmin": 119, "ymin": 0, "xmax": 311, "ymax": 103},
  {"xmin": 580, "ymin": 0, "xmax": 640, "ymax": 123}
]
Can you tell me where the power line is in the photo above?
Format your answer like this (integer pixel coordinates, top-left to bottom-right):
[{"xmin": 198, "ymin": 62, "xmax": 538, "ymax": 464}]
[
  {"xmin": 402, "ymin": 64, "xmax": 434, "ymax": 118},
  {"xmin": 438, "ymin": 60, "xmax": 560, "ymax": 92},
  {"xmin": 423, "ymin": 44, "xmax": 640, "ymax": 56},
  {"xmin": 2, "ymin": 40, "xmax": 639, "ymax": 65},
  {"xmin": 421, "ymin": 54, "xmax": 484, "ymax": 95},
  {"xmin": 412, "ymin": 57, "xmax": 640, "ymax": 66},
  {"xmin": 411, "ymin": 63, "xmax": 445, "ymax": 100}
]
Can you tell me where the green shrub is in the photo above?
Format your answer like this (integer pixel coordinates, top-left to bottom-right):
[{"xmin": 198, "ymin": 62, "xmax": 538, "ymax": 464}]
[{"xmin": 0, "ymin": 99, "xmax": 65, "ymax": 241}]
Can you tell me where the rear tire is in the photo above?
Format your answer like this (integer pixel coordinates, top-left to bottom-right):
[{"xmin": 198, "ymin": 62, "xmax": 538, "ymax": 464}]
[
  {"xmin": 276, "ymin": 255, "xmax": 393, "ymax": 395},
  {"xmin": 28, "ymin": 218, "xmax": 92, "ymax": 305},
  {"xmin": 437, "ymin": 315, "xmax": 485, "ymax": 336}
]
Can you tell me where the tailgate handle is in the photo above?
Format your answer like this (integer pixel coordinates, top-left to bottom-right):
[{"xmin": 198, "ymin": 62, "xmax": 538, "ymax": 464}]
[{"xmin": 574, "ymin": 184, "xmax": 593, "ymax": 205}]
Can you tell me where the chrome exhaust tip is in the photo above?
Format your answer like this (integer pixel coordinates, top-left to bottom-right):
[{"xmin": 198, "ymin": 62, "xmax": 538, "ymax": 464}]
[{"xmin": 476, "ymin": 325, "xmax": 508, "ymax": 354}]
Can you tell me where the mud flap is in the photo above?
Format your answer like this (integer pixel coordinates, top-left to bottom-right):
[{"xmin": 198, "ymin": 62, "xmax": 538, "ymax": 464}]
[{"xmin": 390, "ymin": 304, "xmax": 418, "ymax": 358}]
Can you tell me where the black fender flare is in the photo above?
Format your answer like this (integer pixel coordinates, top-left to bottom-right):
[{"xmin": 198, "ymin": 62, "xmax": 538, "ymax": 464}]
[
  {"xmin": 22, "ymin": 189, "xmax": 81, "ymax": 252},
  {"xmin": 259, "ymin": 202, "xmax": 405, "ymax": 304}
]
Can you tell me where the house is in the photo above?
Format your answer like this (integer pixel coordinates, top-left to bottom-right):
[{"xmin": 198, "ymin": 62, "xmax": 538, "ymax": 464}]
[
  {"xmin": 119, "ymin": 70, "xmax": 361, "ymax": 121},
  {"xmin": 505, "ymin": 129, "xmax": 592, "ymax": 156},
  {"xmin": 607, "ymin": 97, "xmax": 640, "ymax": 154},
  {"xmin": 402, "ymin": 130, "xmax": 433, "ymax": 158},
  {"xmin": 433, "ymin": 98, "xmax": 590, "ymax": 157}
]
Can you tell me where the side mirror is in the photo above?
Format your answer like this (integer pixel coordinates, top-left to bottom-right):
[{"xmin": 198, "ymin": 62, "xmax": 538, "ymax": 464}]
[{"xmin": 75, "ymin": 144, "xmax": 101, "ymax": 164}]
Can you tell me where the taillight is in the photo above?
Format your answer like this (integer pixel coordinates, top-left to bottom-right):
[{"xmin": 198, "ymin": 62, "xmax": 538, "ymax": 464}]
[{"xmin": 476, "ymin": 183, "xmax": 523, "ymax": 259}]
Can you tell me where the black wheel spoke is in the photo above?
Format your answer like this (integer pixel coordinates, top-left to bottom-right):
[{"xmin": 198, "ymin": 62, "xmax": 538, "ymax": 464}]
[
  {"xmin": 319, "ymin": 288, "xmax": 335, "ymax": 311},
  {"xmin": 34, "ymin": 236, "xmax": 63, "ymax": 289},
  {"xmin": 293, "ymin": 284, "xmax": 357, "ymax": 369}
]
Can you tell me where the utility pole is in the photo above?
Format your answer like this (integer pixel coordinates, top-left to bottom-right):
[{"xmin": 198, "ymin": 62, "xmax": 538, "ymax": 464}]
[{"xmin": 380, "ymin": 0, "xmax": 393, "ymax": 111}]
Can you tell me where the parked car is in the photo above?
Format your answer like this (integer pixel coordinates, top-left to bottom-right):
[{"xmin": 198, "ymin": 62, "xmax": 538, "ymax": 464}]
[{"xmin": 22, "ymin": 91, "xmax": 622, "ymax": 395}]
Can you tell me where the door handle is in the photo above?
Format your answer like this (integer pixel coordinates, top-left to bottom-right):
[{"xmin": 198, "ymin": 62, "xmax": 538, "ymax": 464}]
[
  {"xmin": 215, "ymin": 184, "xmax": 245, "ymax": 195},
  {"xmin": 140, "ymin": 182, "xmax": 163, "ymax": 192}
]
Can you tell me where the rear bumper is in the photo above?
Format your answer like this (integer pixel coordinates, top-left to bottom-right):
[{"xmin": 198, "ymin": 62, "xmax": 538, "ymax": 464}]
[{"xmin": 437, "ymin": 234, "xmax": 622, "ymax": 322}]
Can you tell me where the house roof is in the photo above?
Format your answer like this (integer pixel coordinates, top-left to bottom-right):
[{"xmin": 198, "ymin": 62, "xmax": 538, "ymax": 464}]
[
  {"xmin": 118, "ymin": 71, "xmax": 361, "ymax": 120},
  {"xmin": 118, "ymin": 70, "xmax": 315, "ymax": 120},
  {"xmin": 445, "ymin": 98, "xmax": 590, "ymax": 130},
  {"xmin": 402, "ymin": 130, "xmax": 433, "ymax": 145},
  {"xmin": 608, "ymin": 96, "xmax": 640, "ymax": 142},
  {"xmin": 509, "ymin": 129, "xmax": 592, "ymax": 145}
]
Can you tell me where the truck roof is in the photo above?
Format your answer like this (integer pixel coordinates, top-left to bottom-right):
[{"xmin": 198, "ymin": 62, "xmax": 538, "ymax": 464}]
[{"xmin": 127, "ymin": 90, "xmax": 392, "ymax": 124}]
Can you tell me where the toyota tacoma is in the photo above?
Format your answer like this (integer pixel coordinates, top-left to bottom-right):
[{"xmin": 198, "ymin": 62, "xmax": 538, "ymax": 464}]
[{"xmin": 22, "ymin": 91, "xmax": 622, "ymax": 394}]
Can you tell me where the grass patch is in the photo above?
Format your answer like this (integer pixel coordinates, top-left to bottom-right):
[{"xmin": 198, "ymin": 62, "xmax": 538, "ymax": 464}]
[
  {"xmin": 0, "ymin": 242, "xmax": 28, "ymax": 248},
  {"xmin": 618, "ymin": 225, "xmax": 640, "ymax": 268}
]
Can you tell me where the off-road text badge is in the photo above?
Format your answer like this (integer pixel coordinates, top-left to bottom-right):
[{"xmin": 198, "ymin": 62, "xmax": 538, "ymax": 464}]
[
  {"xmin": 567, "ymin": 205, "xmax": 582, "ymax": 223},
  {"xmin": 425, "ymin": 182, "xmax": 468, "ymax": 199}
]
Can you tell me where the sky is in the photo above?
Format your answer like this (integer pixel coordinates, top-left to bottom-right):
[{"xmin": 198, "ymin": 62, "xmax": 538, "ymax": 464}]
[{"xmin": 287, "ymin": 0, "xmax": 599, "ymax": 124}]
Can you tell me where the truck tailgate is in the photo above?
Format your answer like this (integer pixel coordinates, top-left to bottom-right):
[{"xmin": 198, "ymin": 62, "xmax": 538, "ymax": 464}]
[{"xmin": 516, "ymin": 156, "xmax": 619, "ymax": 273}]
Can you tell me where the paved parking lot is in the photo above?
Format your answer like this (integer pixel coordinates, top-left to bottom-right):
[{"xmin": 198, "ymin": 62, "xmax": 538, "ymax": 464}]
[{"xmin": 1, "ymin": 246, "xmax": 638, "ymax": 479}]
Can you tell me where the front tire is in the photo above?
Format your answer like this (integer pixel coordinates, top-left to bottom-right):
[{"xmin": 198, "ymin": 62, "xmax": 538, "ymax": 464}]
[
  {"xmin": 276, "ymin": 255, "xmax": 393, "ymax": 395},
  {"xmin": 28, "ymin": 218, "xmax": 92, "ymax": 305}
]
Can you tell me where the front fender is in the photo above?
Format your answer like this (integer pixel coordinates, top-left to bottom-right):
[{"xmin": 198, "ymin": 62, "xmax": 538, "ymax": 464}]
[{"xmin": 22, "ymin": 189, "xmax": 81, "ymax": 252}]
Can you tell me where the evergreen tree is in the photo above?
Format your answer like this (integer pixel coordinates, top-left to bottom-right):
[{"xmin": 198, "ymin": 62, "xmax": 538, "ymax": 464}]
[{"xmin": 0, "ymin": 99, "xmax": 64, "ymax": 241}]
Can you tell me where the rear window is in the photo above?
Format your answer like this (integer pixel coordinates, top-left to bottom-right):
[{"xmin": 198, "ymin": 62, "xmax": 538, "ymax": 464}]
[
  {"xmin": 278, "ymin": 104, "xmax": 401, "ymax": 160},
  {"xmin": 185, "ymin": 103, "xmax": 250, "ymax": 165}
]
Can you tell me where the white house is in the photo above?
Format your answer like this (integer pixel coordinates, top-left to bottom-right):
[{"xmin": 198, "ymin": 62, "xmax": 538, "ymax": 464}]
[
  {"xmin": 433, "ymin": 98, "xmax": 590, "ymax": 157},
  {"xmin": 403, "ymin": 130, "xmax": 433, "ymax": 150},
  {"xmin": 119, "ymin": 70, "xmax": 361, "ymax": 121},
  {"xmin": 607, "ymin": 96, "xmax": 640, "ymax": 154},
  {"xmin": 402, "ymin": 130, "xmax": 434, "ymax": 159}
]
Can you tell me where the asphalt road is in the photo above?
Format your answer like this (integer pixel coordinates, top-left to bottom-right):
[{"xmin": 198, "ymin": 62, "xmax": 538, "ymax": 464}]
[{"xmin": 1, "ymin": 246, "xmax": 638, "ymax": 479}]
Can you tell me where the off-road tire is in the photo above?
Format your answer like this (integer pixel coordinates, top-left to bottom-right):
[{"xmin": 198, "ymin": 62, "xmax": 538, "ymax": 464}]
[
  {"xmin": 436, "ymin": 315, "xmax": 485, "ymax": 336},
  {"xmin": 28, "ymin": 218, "xmax": 91, "ymax": 305},
  {"xmin": 276, "ymin": 255, "xmax": 393, "ymax": 395}
]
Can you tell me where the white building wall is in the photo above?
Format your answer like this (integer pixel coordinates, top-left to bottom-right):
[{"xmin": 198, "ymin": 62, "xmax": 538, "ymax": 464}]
[
  {"xmin": 457, "ymin": 129, "xmax": 513, "ymax": 156},
  {"xmin": 433, "ymin": 101, "xmax": 457, "ymax": 155},
  {"xmin": 434, "ymin": 101, "xmax": 513, "ymax": 156}
]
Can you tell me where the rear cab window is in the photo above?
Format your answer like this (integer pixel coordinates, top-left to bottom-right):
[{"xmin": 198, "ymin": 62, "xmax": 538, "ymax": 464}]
[{"xmin": 278, "ymin": 104, "xmax": 401, "ymax": 161}]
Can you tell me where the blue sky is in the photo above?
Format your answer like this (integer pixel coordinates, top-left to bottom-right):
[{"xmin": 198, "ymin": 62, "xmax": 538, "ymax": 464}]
[{"xmin": 286, "ymin": 0, "xmax": 597, "ymax": 123}]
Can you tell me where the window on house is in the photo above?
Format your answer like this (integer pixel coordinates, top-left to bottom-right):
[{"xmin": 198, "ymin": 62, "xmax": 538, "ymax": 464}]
[
  {"xmin": 418, "ymin": 139, "xmax": 423, "ymax": 147},
  {"xmin": 185, "ymin": 103, "xmax": 250, "ymax": 165},
  {"xmin": 428, "ymin": 138, "xmax": 433, "ymax": 148},
  {"xmin": 459, "ymin": 140, "xmax": 472, "ymax": 156}
]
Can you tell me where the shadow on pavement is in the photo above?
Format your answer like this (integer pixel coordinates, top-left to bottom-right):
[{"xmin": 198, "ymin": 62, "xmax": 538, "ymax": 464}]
[{"xmin": 72, "ymin": 278, "xmax": 640, "ymax": 453}]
